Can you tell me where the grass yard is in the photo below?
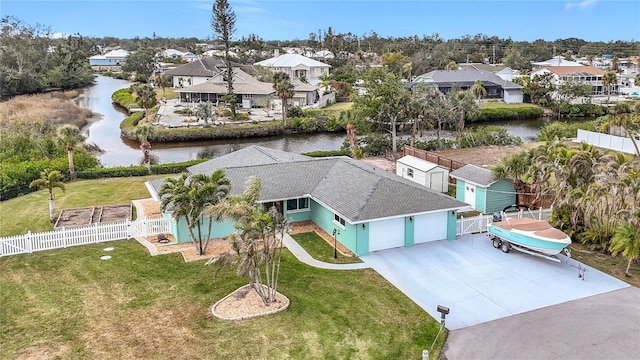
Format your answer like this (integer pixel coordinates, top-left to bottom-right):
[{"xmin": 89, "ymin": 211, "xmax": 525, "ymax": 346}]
[
  {"xmin": 0, "ymin": 240, "xmax": 445, "ymax": 359},
  {"xmin": 0, "ymin": 175, "xmax": 167, "ymax": 237},
  {"xmin": 321, "ymin": 102, "xmax": 353, "ymax": 112},
  {"xmin": 292, "ymin": 232, "xmax": 363, "ymax": 264}
]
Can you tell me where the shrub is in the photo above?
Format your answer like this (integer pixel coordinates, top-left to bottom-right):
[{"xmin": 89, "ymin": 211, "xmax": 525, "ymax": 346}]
[
  {"xmin": 150, "ymin": 121, "xmax": 285, "ymax": 142},
  {"xmin": 472, "ymin": 104, "xmax": 544, "ymax": 122},
  {"xmin": 538, "ymin": 121, "xmax": 597, "ymax": 141},
  {"xmin": 287, "ymin": 117, "xmax": 318, "ymax": 132},
  {"xmin": 119, "ymin": 112, "xmax": 145, "ymax": 134},
  {"xmin": 287, "ymin": 106, "xmax": 306, "ymax": 118},
  {"xmin": 302, "ymin": 150, "xmax": 351, "ymax": 157},
  {"xmin": 460, "ymin": 126, "xmax": 522, "ymax": 148},
  {"xmin": 76, "ymin": 159, "xmax": 207, "ymax": 179},
  {"xmin": 174, "ymin": 108, "xmax": 193, "ymax": 115},
  {"xmin": 111, "ymin": 88, "xmax": 137, "ymax": 109}
]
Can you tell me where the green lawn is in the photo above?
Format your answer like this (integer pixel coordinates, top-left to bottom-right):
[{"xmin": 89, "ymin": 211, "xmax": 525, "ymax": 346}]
[
  {"xmin": 320, "ymin": 101, "xmax": 353, "ymax": 112},
  {"xmin": 0, "ymin": 175, "xmax": 167, "ymax": 236},
  {"xmin": 292, "ymin": 232, "xmax": 363, "ymax": 264},
  {"xmin": 0, "ymin": 240, "xmax": 445, "ymax": 359}
]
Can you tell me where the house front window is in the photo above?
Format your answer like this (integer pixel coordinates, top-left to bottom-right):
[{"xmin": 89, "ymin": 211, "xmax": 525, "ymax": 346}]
[
  {"xmin": 286, "ymin": 198, "xmax": 310, "ymax": 212},
  {"xmin": 334, "ymin": 214, "xmax": 346, "ymax": 228}
]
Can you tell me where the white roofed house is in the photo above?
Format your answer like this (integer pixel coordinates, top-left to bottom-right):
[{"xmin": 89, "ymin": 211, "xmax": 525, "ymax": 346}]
[
  {"xmin": 530, "ymin": 66, "xmax": 609, "ymax": 96},
  {"xmin": 88, "ymin": 49, "xmax": 129, "ymax": 71},
  {"xmin": 255, "ymin": 51, "xmax": 331, "ymax": 86}
]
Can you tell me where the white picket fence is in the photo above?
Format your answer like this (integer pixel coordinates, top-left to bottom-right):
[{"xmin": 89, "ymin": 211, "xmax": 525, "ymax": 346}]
[
  {"xmin": 456, "ymin": 208, "xmax": 553, "ymax": 236},
  {"xmin": 0, "ymin": 218, "xmax": 170, "ymax": 257}
]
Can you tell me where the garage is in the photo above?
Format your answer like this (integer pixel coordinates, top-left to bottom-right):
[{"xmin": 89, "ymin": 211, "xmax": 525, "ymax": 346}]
[
  {"xmin": 368, "ymin": 217, "xmax": 405, "ymax": 252},
  {"xmin": 413, "ymin": 212, "xmax": 448, "ymax": 244}
]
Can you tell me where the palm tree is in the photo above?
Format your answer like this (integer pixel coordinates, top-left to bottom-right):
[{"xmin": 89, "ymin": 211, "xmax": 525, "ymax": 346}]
[
  {"xmin": 134, "ymin": 84, "xmax": 158, "ymax": 123},
  {"xmin": 57, "ymin": 125, "xmax": 85, "ymax": 180},
  {"xmin": 207, "ymin": 176, "xmax": 291, "ymax": 305},
  {"xmin": 30, "ymin": 169, "xmax": 65, "ymax": 221},
  {"xmin": 131, "ymin": 124, "xmax": 156, "ymax": 172},
  {"xmin": 155, "ymin": 74, "xmax": 172, "ymax": 98},
  {"xmin": 602, "ymin": 71, "xmax": 617, "ymax": 104},
  {"xmin": 470, "ymin": 79, "xmax": 487, "ymax": 104},
  {"xmin": 609, "ymin": 223, "xmax": 639, "ymax": 276},
  {"xmin": 273, "ymin": 72, "xmax": 294, "ymax": 126},
  {"xmin": 452, "ymin": 89, "xmax": 479, "ymax": 144},
  {"xmin": 493, "ymin": 151, "xmax": 532, "ymax": 205},
  {"xmin": 195, "ymin": 101, "xmax": 215, "ymax": 127}
]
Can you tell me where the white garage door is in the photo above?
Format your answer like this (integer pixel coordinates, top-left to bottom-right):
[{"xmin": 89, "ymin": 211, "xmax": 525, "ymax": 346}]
[
  {"xmin": 414, "ymin": 212, "xmax": 448, "ymax": 244},
  {"xmin": 368, "ymin": 218, "xmax": 405, "ymax": 252}
]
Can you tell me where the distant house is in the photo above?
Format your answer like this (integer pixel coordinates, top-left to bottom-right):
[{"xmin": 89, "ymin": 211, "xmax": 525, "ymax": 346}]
[
  {"xmin": 532, "ymin": 56, "xmax": 584, "ymax": 69},
  {"xmin": 175, "ymin": 68, "xmax": 275, "ymax": 108},
  {"xmin": 396, "ymin": 156, "xmax": 449, "ymax": 193},
  {"xmin": 457, "ymin": 63, "xmax": 517, "ymax": 81},
  {"xmin": 88, "ymin": 49, "xmax": 129, "ymax": 71},
  {"xmin": 530, "ymin": 66, "xmax": 609, "ymax": 95},
  {"xmin": 449, "ymin": 164, "xmax": 515, "ymax": 214},
  {"xmin": 164, "ymin": 57, "xmax": 233, "ymax": 88},
  {"xmin": 160, "ymin": 49, "xmax": 198, "ymax": 63},
  {"xmin": 146, "ymin": 146, "xmax": 468, "ymax": 255},
  {"xmin": 255, "ymin": 51, "xmax": 331, "ymax": 85},
  {"xmin": 410, "ymin": 69, "xmax": 524, "ymax": 104}
]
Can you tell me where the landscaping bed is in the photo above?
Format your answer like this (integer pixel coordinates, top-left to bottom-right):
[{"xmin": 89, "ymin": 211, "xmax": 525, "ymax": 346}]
[{"xmin": 55, "ymin": 204, "xmax": 132, "ymax": 228}]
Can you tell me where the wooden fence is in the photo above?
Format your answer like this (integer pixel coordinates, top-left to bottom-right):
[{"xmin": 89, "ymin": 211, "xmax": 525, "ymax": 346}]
[
  {"xmin": 456, "ymin": 208, "xmax": 553, "ymax": 236},
  {"xmin": 0, "ymin": 218, "xmax": 170, "ymax": 257}
]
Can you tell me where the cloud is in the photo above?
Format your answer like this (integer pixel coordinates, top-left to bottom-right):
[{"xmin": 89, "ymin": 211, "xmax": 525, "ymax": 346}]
[{"xmin": 565, "ymin": 0, "xmax": 598, "ymax": 10}]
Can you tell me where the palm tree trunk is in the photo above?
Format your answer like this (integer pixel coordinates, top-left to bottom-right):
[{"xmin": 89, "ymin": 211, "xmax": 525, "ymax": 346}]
[
  {"xmin": 391, "ymin": 117, "xmax": 397, "ymax": 154},
  {"xmin": 49, "ymin": 199, "xmax": 56, "ymax": 221},
  {"xmin": 625, "ymin": 258, "xmax": 632, "ymax": 276},
  {"xmin": 281, "ymin": 99, "xmax": 287, "ymax": 127},
  {"xmin": 67, "ymin": 148, "xmax": 76, "ymax": 180}
]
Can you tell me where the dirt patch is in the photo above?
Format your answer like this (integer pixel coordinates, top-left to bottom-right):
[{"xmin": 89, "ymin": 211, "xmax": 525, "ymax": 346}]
[
  {"xmin": 211, "ymin": 284, "xmax": 289, "ymax": 321},
  {"xmin": 431, "ymin": 145, "xmax": 526, "ymax": 168},
  {"xmin": 55, "ymin": 204, "xmax": 132, "ymax": 228}
]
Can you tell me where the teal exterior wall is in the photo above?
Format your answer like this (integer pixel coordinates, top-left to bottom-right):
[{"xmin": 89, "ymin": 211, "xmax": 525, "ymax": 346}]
[
  {"xmin": 404, "ymin": 217, "xmax": 414, "ymax": 247},
  {"xmin": 455, "ymin": 180, "xmax": 465, "ymax": 202},
  {"xmin": 476, "ymin": 187, "xmax": 488, "ymax": 213},
  {"xmin": 309, "ymin": 200, "xmax": 362, "ymax": 255},
  {"xmin": 170, "ymin": 214, "xmax": 236, "ymax": 244},
  {"xmin": 446, "ymin": 210, "xmax": 457, "ymax": 240},
  {"xmin": 485, "ymin": 180, "xmax": 516, "ymax": 214},
  {"xmin": 355, "ymin": 224, "xmax": 369, "ymax": 256},
  {"xmin": 284, "ymin": 209, "xmax": 312, "ymax": 222}
]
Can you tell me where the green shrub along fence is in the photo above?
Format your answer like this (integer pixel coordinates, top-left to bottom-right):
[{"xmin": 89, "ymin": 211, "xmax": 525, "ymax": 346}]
[{"xmin": 472, "ymin": 104, "xmax": 544, "ymax": 122}]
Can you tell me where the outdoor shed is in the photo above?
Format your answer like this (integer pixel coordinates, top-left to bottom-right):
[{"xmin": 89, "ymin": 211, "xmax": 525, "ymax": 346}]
[
  {"xmin": 396, "ymin": 155, "xmax": 449, "ymax": 193},
  {"xmin": 449, "ymin": 164, "xmax": 515, "ymax": 214}
]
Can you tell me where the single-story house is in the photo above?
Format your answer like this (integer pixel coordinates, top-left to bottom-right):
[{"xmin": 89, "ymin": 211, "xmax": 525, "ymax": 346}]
[
  {"xmin": 457, "ymin": 63, "xmax": 517, "ymax": 81},
  {"xmin": 255, "ymin": 50, "xmax": 331, "ymax": 86},
  {"xmin": 396, "ymin": 155, "xmax": 449, "ymax": 193},
  {"xmin": 146, "ymin": 146, "xmax": 468, "ymax": 255},
  {"xmin": 160, "ymin": 49, "xmax": 199, "ymax": 63},
  {"xmin": 88, "ymin": 49, "xmax": 129, "ymax": 71},
  {"xmin": 449, "ymin": 164, "xmax": 515, "ymax": 214},
  {"xmin": 175, "ymin": 68, "xmax": 274, "ymax": 108},
  {"xmin": 409, "ymin": 69, "xmax": 524, "ymax": 104}
]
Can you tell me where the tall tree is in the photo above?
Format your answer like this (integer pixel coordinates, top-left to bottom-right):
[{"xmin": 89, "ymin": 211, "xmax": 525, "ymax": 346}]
[
  {"xmin": 29, "ymin": 169, "xmax": 65, "ymax": 221},
  {"xmin": 207, "ymin": 176, "xmax": 292, "ymax": 306},
  {"xmin": 57, "ymin": 125, "xmax": 85, "ymax": 180},
  {"xmin": 131, "ymin": 124, "xmax": 156, "ymax": 172},
  {"xmin": 121, "ymin": 48, "xmax": 156, "ymax": 82},
  {"xmin": 602, "ymin": 71, "xmax": 617, "ymax": 104},
  {"xmin": 133, "ymin": 84, "xmax": 158, "ymax": 123},
  {"xmin": 470, "ymin": 79, "xmax": 487, "ymax": 104},
  {"xmin": 154, "ymin": 74, "xmax": 171, "ymax": 98},
  {"xmin": 354, "ymin": 68, "xmax": 410, "ymax": 154},
  {"xmin": 273, "ymin": 72, "xmax": 295, "ymax": 126},
  {"xmin": 493, "ymin": 151, "xmax": 533, "ymax": 205},
  {"xmin": 212, "ymin": 0, "xmax": 237, "ymax": 118}
]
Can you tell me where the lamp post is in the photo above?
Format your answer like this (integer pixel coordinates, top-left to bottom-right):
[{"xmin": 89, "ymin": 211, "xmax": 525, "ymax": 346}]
[{"xmin": 332, "ymin": 229, "xmax": 340, "ymax": 259}]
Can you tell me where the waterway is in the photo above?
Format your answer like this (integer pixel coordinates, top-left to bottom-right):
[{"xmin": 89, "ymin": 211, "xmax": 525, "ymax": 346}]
[
  {"xmin": 80, "ymin": 75, "xmax": 344, "ymax": 167},
  {"xmin": 80, "ymin": 75, "xmax": 548, "ymax": 167}
]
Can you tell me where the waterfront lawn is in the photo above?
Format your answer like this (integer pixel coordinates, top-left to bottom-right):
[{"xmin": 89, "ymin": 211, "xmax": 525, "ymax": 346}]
[
  {"xmin": 0, "ymin": 239, "xmax": 443, "ymax": 359},
  {"xmin": 292, "ymin": 232, "xmax": 363, "ymax": 264},
  {"xmin": 322, "ymin": 101, "xmax": 353, "ymax": 111},
  {"xmin": 0, "ymin": 175, "xmax": 167, "ymax": 237}
]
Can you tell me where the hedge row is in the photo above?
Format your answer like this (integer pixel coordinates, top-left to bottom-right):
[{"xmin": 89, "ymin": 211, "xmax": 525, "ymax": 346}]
[
  {"xmin": 472, "ymin": 104, "xmax": 544, "ymax": 122},
  {"xmin": 111, "ymin": 88, "xmax": 137, "ymax": 109},
  {"xmin": 147, "ymin": 121, "xmax": 286, "ymax": 142},
  {"xmin": 77, "ymin": 159, "xmax": 207, "ymax": 179},
  {"xmin": 301, "ymin": 150, "xmax": 351, "ymax": 157}
]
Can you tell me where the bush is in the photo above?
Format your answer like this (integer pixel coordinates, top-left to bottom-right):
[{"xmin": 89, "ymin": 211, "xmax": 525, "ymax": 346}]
[
  {"xmin": 119, "ymin": 112, "xmax": 145, "ymax": 134},
  {"xmin": 174, "ymin": 108, "xmax": 193, "ymax": 115},
  {"xmin": 556, "ymin": 103, "xmax": 605, "ymax": 118},
  {"xmin": 149, "ymin": 121, "xmax": 285, "ymax": 142},
  {"xmin": 111, "ymin": 88, "xmax": 137, "ymax": 109},
  {"xmin": 287, "ymin": 117, "xmax": 318, "ymax": 132},
  {"xmin": 287, "ymin": 106, "xmax": 306, "ymax": 118},
  {"xmin": 413, "ymin": 139, "xmax": 456, "ymax": 151},
  {"xmin": 76, "ymin": 159, "xmax": 207, "ymax": 179},
  {"xmin": 460, "ymin": 126, "xmax": 522, "ymax": 148},
  {"xmin": 538, "ymin": 121, "xmax": 597, "ymax": 141},
  {"xmin": 472, "ymin": 104, "xmax": 544, "ymax": 122},
  {"xmin": 302, "ymin": 150, "xmax": 351, "ymax": 157}
]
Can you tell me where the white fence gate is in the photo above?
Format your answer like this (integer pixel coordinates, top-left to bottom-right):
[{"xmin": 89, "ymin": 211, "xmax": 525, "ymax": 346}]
[
  {"xmin": 0, "ymin": 218, "xmax": 170, "ymax": 257},
  {"xmin": 456, "ymin": 208, "xmax": 553, "ymax": 236}
]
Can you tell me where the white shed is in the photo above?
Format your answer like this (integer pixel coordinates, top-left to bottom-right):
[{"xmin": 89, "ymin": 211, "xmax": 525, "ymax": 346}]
[{"xmin": 396, "ymin": 156, "xmax": 449, "ymax": 193}]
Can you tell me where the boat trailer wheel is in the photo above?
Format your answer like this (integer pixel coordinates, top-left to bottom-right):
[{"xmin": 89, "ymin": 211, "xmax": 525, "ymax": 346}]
[
  {"xmin": 492, "ymin": 237, "xmax": 501, "ymax": 249},
  {"xmin": 500, "ymin": 242, "xmax": 511, "ymax": 253}
]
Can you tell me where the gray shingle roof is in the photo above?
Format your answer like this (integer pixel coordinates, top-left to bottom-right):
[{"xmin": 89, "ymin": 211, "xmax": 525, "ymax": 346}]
[
  {"xmin": 148, "ymin": 146, "xmax": 468, "ymax": 223},
  {"xmin": 449, "ymin": 164, "xmax": 497, "ymax": 187},
  {"xmin": 164, "ymin": 57, "xmax": 227, "ymax": 77},
  {"xmin": 413, "ymin": 69, "xmax": 522, "ymax": 90}
]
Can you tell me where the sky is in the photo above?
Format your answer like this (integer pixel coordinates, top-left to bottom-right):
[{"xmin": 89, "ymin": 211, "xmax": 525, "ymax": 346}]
[{"xmin": 2, "ymin": 0, "xmax": 639, "ymax": 42}]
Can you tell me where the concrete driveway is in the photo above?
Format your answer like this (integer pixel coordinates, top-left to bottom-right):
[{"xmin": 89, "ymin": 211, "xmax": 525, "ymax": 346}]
[{"xmin": 361, "ymin": 233, "xmax": 629, "ymax": 330}]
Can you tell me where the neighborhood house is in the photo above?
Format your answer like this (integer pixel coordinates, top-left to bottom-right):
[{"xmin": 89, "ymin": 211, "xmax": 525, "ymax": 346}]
[
  {"xmin": 146, "ymin": 146, "xmax": 468, "ymax": 255},
  {"xmin": 449, "ymin": 164, "xmax": 515, "ymax": 214}
]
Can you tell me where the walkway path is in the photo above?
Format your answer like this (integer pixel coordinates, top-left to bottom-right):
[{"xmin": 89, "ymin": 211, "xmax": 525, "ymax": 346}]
[{"xmin": 282, "ymin": 234, "xmax": 370, "ymax": 270}]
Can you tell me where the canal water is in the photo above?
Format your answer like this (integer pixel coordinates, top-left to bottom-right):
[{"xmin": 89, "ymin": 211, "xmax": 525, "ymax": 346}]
[{"xmin": 80, "ymin": 75, "xmax": 546, "ymax": 167}]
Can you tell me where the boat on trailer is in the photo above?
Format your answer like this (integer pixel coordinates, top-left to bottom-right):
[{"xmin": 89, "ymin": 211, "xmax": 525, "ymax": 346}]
[{"xmin": 487, "ymin": 212, "xmax": 572, "ymax": 262}]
